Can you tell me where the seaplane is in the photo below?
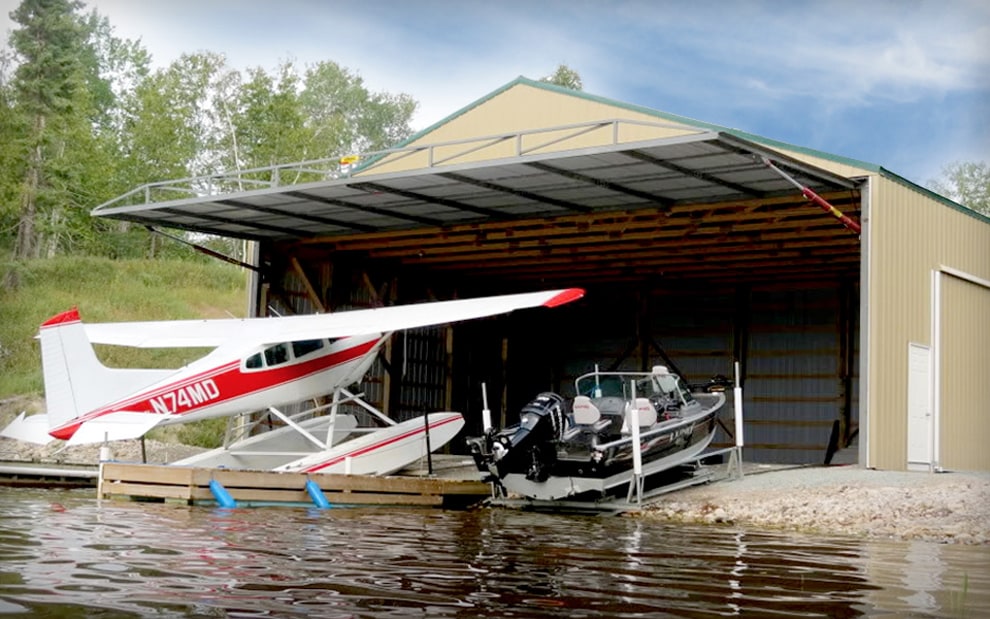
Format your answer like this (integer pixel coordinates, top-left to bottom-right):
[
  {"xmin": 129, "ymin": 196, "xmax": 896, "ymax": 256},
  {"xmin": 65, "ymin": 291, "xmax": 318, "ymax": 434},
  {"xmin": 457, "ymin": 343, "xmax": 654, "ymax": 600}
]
[{"xmin": 1, "ymin": 288, "xmax": 584, "ymax": 474}]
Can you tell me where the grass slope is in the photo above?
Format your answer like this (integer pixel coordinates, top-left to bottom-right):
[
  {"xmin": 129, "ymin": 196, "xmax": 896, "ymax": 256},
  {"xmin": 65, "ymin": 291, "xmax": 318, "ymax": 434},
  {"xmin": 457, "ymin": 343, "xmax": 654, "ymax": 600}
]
[{"xmin": 0, "ymin": 257, "xmax": 248, "ymax": 398}]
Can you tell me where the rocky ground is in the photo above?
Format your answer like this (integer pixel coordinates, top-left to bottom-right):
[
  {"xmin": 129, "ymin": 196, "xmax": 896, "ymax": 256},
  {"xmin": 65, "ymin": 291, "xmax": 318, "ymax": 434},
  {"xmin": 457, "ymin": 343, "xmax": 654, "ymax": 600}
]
[
  {"xmin": 0, "ymin": 434, "xmax": 208, "ymax": 465},
  {"xmin": 639, "ymin": 463, "xmax": 990, "ymax": 545}
]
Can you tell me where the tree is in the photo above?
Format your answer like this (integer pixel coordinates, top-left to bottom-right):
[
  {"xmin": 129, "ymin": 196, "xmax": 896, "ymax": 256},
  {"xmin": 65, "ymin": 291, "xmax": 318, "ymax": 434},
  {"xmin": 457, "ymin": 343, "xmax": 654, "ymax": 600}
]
[
  {"xmin": 929, "ymin": 161, "xmax": 990, "ymax": 216},
  {"xmin": 7, "ymin": 0, "xmax": 89, "ymax": 260},
  {"xmin": 0, "ymin": 49, "xmax": 26, "ymax": 250},
  {"xmin": 539, "ymin": 64, "xmax": 583, "ymax": 91},
  {"xmin": 3, "ymin": 1, "xmax": 150, "ymax": 262},
  {"xmin": 227, "ymin": 62, "xmax": 309, "ymax": 176},
  {"xmin": 1, "ymin": 3, "xmax": 421, "ymax": 263},
  {"xmin": 300, "ymin": 61, "xmax": 416, "ymax": 158}
]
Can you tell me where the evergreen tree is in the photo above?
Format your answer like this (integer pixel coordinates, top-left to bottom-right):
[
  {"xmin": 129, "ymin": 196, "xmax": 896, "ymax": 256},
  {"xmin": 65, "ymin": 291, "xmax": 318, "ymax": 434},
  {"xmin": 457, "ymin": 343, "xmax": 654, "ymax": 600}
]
[{"xmin": 8, "ymin": 0, "xmax": 88, "ymax": 260}]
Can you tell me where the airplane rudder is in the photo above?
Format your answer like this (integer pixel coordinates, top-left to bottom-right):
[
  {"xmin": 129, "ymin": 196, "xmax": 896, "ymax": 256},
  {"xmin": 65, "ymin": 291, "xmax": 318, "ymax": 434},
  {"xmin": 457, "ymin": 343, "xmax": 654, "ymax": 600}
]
[{"xmin": 38, "ymin": 308, "xmax": 103, "ymax": 428}]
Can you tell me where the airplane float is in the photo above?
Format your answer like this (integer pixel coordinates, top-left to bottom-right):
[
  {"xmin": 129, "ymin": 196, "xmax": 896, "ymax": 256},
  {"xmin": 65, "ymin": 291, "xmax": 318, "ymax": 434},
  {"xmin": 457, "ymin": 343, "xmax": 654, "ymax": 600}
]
[{"xmin": 1, "ymin": 288, "xmax": 584, "ymax": 474}]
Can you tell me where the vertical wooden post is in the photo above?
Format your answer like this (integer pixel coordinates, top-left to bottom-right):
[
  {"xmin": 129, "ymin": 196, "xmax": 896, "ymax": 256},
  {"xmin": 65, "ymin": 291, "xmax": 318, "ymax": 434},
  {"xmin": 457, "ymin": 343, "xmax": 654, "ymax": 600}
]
[{"xmin": 444, "ymin": 326, "xmax": 454, "ymax": 411}]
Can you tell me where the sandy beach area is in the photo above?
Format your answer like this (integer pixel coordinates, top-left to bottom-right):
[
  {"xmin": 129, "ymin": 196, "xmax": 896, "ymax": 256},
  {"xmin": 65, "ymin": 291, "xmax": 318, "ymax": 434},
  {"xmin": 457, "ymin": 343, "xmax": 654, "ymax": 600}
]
[{"xmin": 639, "ymin": 463, "xmax": 990, "ymax": 545}]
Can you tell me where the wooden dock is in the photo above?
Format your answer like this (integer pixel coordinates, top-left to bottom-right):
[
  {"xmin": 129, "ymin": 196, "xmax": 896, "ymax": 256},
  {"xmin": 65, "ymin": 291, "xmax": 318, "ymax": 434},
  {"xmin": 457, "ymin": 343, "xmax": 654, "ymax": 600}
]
[
  {"xmin": 0, "ymin": 461, "xmax": 98, "ymax": 488},
  {"xmin": 98, "ymin": 461, "xmax": 491, "ymax": 508}
]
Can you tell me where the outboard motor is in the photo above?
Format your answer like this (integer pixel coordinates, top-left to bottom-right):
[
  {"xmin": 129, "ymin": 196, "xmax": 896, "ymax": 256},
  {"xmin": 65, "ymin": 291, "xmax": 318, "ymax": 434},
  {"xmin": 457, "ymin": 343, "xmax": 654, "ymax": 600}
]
[{"xmin": 468, "ymin": 392, "xmax": 566, "ymax": 483}]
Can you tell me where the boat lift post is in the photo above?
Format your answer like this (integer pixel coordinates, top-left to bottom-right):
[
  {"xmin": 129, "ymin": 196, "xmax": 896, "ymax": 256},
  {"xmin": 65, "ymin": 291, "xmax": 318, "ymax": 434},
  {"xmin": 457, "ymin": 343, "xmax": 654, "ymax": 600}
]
[
  {"xmin": 481, "ymin": 382, "xmax": 492, "ymax": 432},
  {"xmin": 626, "ymin": 380, "xmax": 645, "ymax": 504},
  {"xmin": 726, "ymin": 361, "xmax": 745, "ymax": 479}
]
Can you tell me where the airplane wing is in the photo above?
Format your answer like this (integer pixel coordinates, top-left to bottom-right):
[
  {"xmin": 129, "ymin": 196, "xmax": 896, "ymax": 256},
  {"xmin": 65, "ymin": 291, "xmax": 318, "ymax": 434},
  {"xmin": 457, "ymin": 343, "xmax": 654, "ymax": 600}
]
[
  {"xmin": 84, "ymin": 320, "xmax": 234, "ymax": 348},
  {"xmin": 80, "ymin": 288, "xmax": 584, "ymax": 348}
]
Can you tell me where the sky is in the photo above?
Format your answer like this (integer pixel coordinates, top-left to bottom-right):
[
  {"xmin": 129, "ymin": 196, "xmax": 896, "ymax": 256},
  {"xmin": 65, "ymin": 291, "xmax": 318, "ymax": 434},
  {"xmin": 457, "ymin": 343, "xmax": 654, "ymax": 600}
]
[{"xmin": 2, "ymin": 0, "xmax": 988, "ymax": 186}]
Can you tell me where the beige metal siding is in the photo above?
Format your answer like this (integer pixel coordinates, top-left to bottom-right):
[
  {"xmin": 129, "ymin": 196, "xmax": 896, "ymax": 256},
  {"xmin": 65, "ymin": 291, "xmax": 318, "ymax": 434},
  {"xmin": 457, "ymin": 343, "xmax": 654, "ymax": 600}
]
[
  {"xmin": 867, "ymin": 177, "xmax": 990, "ymax": 470},
  {"xmin": 940, "ymin": 274, "xmax": 990, "ymax": 471},
  {"xmin": 362, "ymin": 83, "xmax": 703, "ymax": 174},
  {"xmin": 765, "ymin": 150, "xmax": 874, "ymax": 179}
]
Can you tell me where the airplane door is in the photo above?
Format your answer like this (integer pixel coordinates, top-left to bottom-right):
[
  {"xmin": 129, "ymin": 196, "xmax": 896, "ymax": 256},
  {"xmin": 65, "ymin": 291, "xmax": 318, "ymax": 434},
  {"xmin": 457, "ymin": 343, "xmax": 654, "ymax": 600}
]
[{"xmin": 906, "ymin": 343, "xmax": 931, "ymax": 470}]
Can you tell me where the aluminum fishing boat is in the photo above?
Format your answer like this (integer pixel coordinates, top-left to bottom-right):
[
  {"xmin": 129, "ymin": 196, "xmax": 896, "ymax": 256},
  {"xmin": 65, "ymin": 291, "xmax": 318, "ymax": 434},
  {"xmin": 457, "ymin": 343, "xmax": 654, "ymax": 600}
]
[{"xmin": 468, "ymin": 365, "xmax": 727, "ymax": 501}]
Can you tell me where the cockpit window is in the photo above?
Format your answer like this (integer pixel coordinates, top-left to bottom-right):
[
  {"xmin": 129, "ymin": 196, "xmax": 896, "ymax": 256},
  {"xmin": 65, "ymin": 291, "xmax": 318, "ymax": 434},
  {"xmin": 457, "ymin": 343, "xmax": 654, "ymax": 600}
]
[
  {"xmin": 264, "ymin": 343, "xmax": 290, "ymax": 367},
  {"xmin": 244, "ymin": 340, "xmax": 332, "ymax": 372},
  {"xmin": 245, "ymin": 352, "xmax": 264, "ymax": 369},
  {"xmin": 292, "ymin": 339, "xmax": 324, "ymax": 358}
]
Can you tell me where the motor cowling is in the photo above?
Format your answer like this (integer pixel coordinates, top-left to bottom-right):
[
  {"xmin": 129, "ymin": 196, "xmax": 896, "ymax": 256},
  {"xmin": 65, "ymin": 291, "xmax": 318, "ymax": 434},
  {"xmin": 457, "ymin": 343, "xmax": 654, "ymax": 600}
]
[{"xmin": 467, "ymin": 392, "xmax": 566, "ymax": 482}]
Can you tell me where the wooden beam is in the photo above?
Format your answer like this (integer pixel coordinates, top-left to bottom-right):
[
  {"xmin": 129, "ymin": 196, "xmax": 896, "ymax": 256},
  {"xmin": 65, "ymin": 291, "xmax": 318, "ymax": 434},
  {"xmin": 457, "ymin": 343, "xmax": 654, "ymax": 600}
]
[{"xmin": 290, "ymin": 257, "xmax": 326, "ymax": 313}]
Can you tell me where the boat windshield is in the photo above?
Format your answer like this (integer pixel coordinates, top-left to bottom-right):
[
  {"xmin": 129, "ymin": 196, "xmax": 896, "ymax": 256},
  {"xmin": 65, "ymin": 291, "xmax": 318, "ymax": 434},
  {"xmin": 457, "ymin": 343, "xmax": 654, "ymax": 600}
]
[{"xmin": 575, "ymin": 371, "xmax": 694, "ymax": 404}]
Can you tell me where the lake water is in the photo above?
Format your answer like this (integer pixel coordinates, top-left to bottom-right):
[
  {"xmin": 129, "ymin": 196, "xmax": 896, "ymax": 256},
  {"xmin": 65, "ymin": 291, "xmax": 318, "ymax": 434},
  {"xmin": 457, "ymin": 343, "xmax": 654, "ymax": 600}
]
[{"xmin": 0, "ymin": 487, "xmax": 987, "ymax": 618}]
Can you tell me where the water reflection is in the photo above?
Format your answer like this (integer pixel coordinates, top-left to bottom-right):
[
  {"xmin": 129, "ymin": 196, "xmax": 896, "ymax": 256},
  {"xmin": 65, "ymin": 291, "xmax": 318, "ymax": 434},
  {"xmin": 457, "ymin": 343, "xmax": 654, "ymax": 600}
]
[{"xmin": 0, "ymin": 487, "xmax": 987, "ymax": 617}]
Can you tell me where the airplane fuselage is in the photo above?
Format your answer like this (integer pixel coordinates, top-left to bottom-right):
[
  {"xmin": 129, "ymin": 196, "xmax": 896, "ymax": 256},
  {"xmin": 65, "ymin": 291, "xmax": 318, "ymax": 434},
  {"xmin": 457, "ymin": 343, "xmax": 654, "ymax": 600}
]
[{"xmin": 49, "ymin": 332, "xmax": 387, "ymax": 440}]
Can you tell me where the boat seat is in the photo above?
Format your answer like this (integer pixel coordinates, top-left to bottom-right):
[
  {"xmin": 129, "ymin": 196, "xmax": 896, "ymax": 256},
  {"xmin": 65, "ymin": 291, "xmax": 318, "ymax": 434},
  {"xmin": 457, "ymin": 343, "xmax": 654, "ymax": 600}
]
[
  {"xmin": 622, "ymin": 397, "xmax": 658, "ymax": 433},
  {"xmin": 634, "ymin": 398, "xmax": 659, "ymax": 426},
  {"xmin": 572, "ymin": 395, "xmax": 601, "ymax": 425}
]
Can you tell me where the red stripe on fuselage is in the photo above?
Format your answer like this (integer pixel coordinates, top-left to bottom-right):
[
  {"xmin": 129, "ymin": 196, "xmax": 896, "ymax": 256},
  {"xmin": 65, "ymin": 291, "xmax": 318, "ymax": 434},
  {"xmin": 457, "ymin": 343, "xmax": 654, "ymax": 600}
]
[
  {"xmin": 301, "ymin": 414, "xmax": 462, "ymax": 473},
  {"xmin": 49, "ymin": 336, "xmax": 383, "ymax": 440}
]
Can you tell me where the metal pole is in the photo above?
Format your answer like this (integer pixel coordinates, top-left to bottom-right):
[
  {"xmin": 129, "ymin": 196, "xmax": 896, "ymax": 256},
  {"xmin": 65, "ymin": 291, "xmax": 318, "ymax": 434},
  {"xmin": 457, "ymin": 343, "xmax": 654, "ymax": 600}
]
[
  {"xmin": 761, "ymin": 157, "xmax": 861, "ymax": 234},
  {"xmin": 627, "ymin": 380, "xmax": 644, "ymax": 503},
  {"xmin": 733, "ymin": 361, "xmax": 745, "ymax": 478},
  {"xmin": 481, "ymin": 382, "xmax": 492, "ymax": 432},
  {"xmin": 424, "ymin": 414, "xmax": 433, "ymax": 476}
]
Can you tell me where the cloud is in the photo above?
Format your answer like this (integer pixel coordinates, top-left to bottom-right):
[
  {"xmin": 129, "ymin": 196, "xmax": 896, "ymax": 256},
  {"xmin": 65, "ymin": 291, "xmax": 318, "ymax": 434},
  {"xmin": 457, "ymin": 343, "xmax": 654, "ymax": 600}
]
[{"xmin": 594, "ymin": 0, "xmax": 989, "ymax": 110}]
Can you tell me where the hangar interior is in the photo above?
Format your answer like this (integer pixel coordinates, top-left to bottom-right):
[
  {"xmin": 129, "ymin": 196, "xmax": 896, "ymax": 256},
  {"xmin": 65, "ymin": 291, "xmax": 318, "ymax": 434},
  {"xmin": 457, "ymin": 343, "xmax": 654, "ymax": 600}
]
[{"xmin": 95, "ymin": 107, "xmax": 867, "ymax": 465}]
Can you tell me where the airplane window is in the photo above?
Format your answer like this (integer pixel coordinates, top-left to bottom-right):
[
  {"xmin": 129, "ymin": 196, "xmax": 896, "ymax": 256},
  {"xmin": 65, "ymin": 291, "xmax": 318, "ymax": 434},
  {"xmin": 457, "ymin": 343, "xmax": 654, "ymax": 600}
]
[
  {"xmin": 245, "ymin": 352, "xmax": 264, "ymax": 369},
  {"xmin": 292, "ymin": 339, "xmax": 325, "ymax": 358},
  {"xmin": 264, "ymin": 343, "xmax": 290, "ymax": 366}
]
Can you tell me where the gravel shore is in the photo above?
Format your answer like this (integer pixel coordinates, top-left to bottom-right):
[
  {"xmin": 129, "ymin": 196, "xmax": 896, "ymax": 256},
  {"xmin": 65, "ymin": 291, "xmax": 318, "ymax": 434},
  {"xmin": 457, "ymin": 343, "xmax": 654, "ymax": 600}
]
[{"xmin": 639, "ymin": 464, "xmax": 990, "ymax": 545}]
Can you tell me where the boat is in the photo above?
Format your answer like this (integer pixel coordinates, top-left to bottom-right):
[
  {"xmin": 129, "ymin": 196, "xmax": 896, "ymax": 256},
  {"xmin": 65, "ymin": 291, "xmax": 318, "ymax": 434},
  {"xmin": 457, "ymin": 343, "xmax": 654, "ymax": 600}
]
[{"xmin": 467, "ymin": 365, "xmax": 727, "ymax": 501}]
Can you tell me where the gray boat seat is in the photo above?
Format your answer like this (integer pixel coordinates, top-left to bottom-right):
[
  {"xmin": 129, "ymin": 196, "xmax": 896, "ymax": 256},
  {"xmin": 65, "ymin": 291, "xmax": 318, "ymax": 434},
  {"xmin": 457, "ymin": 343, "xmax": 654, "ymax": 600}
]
[
  {"xmin": 572, "ymin": 395, "xmax": 601, "ymax": 425},
  {"xmin": 634, "ymin": 398, "xmax": 659, "ymax": 426},
  {"xmin": 622, "ymin": 397, "xmax": 658, "ymax": 433}
]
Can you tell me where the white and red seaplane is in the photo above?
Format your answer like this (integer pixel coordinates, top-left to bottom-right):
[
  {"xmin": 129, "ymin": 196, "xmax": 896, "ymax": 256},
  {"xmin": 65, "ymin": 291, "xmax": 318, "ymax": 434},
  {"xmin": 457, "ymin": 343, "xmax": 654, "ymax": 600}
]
[{"xmin": 1, "ymin": 288, "xmax": 584, "ymax": 474}]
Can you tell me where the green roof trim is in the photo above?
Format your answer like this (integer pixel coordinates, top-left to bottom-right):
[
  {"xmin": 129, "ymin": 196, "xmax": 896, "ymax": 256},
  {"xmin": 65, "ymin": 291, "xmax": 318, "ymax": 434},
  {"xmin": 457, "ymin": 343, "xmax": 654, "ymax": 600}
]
[
  {"xmin": 369, "ymin": 76, "xmax": 990, "ymax": 225},
  {"xmin": 877, "ymin": 166, "xmax": 990, "ymax": 224}
]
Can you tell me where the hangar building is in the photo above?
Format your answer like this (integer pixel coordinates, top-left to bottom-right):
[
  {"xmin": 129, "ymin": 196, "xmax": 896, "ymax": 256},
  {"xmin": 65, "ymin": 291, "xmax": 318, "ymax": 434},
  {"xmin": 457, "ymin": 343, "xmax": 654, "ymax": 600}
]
[{"xmin": 94, "ymin": 77, "xmax": 990, "ymax": 472}]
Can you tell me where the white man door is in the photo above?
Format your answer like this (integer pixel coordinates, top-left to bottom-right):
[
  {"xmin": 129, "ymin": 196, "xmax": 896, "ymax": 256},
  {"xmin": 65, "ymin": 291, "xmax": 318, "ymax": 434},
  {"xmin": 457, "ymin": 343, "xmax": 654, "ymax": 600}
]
[{"xmin": 906, "ymin": 342, "xmax": 932, "ymax": 471}]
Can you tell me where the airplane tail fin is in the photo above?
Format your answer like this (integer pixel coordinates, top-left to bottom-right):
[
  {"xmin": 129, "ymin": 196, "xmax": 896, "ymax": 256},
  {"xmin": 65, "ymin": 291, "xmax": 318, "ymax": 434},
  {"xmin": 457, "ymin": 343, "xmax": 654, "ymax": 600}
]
[
  {"xmin": 39, "ymin": 308, "xmax": 111, "ymax": 430},
  {"xmin": 31, "ymin": 308, "xmax": 171, "ymax": 443}
]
